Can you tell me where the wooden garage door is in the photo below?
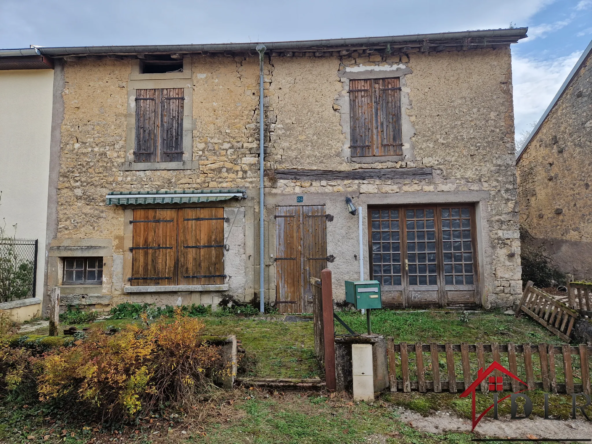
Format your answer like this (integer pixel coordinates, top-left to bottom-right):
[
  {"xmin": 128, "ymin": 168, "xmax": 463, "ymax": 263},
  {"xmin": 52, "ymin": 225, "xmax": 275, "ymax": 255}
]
[
  {"xmin": 275, "ymin": 206, "xmax": 328, "ymax": 314},
  {"xmin": 369, "ymin": 205, "xmax": 479, "ymax": 308},
  {"xmin": 130, "ymin": 208, "xmax": 225, "ymax": 286}
]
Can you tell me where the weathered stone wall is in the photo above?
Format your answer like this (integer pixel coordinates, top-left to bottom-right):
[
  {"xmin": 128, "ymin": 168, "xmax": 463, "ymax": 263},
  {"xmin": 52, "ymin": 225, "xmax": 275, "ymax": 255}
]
[
  {"xmin": 55, "ymin": 47, "xmax": 521, "ymax": 307},
  {"xmin": 517, "ymin": 51, "xmax": 592, "ymax": 279}
]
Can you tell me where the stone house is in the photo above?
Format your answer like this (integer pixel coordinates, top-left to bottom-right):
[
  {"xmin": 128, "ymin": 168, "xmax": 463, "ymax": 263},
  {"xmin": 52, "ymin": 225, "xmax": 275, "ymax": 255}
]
[
  {"xmin": 13, "ymin": 28, "xmax": 525, "ymax": 313},
  {"xmin": 517, "ymin": 41, "xmax": 592, "ymax": 279}
]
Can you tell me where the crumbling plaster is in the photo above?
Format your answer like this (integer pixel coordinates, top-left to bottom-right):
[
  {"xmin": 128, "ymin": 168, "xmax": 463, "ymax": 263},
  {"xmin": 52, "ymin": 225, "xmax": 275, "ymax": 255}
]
[
  {"xmin": 55, "ymin": 47, "xmax": 521, "ymax": 307},
  {"xmin": 517, "ymin": 51, "xmax": 592, "ymax": 278}
]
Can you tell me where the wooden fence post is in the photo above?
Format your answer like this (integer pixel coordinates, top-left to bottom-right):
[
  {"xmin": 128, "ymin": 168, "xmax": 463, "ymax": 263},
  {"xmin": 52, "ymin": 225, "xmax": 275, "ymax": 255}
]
[
  {"xmin": 48, "ymin": 287, "xmax": 60, "ymax": 337},
  {"xmin": 321, "ymin": 269, "xmax": 336, "ymax": 391}
]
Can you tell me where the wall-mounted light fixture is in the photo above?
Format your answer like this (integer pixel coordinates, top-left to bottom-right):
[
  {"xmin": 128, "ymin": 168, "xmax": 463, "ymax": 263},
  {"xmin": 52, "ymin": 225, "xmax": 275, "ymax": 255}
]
[{"xmin": 345, "ymin": 197, "xmax": 357, "ymax": 215}]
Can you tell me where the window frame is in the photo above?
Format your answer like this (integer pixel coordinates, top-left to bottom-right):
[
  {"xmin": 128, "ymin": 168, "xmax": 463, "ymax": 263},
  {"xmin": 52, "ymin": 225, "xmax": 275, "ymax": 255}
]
[
  {"xmin": 62, "ymin": 257, "xmax": 104, "ymax": 286},
  {"xmin": 123, "ymin": 58, "xmax": 194, "ymax": 171}
]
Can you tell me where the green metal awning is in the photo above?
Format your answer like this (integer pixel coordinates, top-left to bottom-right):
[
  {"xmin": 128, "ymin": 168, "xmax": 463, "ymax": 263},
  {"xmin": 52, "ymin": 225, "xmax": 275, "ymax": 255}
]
[{"xmin": 106, "ymin": 189, "xmax": 246, "ymax": 206}]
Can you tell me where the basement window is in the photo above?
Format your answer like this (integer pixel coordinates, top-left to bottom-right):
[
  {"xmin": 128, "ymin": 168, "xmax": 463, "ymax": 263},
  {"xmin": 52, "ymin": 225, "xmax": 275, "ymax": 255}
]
[
  {"xmin": 63, "ymin": 257, "xmax": 103, "ymax": 285},
  {"xmin": 140, "ymin": 56, "xmax": 183, "ymax": 74}
]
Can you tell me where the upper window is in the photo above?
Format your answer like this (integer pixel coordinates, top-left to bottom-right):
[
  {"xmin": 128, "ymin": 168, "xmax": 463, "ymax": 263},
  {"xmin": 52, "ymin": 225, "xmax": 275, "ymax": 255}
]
[
  {"xmin": 140, "ymin": 56, "xmax": 183, "ymax": 74},
  {"xmin": 135, "ymin": 88, "xmax": 184, "ymax": 163},
  {"xmin": 349, "ymin": 78, "xmax": 403, "ymax": 158},
  {"xmin": 63, "ymin": 257, "xmax": 103, "ymax": 285},
  {"xmin": 129, "ymin": 208, "xmax": 225, "ymax": 286}
]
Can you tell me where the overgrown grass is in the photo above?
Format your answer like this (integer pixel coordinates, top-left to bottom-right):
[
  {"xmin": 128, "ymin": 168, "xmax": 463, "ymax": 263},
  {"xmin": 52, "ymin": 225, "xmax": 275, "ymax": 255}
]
[
  {"xmin": 59, "ymin": 306, "xmax": 100, "ymax": 325},
  {"xmin": 334, "ymin": 309, "xmax": 566, "ymax": 345}
]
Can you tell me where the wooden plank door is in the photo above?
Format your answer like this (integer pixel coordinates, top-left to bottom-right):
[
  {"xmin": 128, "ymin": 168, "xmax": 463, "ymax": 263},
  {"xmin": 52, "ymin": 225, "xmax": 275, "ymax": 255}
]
[
  {"xmin": 275, "ymin": 205, "xmax": 327, "ymax": 313},
  {"xmin": 130, "ymin": 209, "xmax": 178, "ymax": 286},
  {"xmin": 302, "ymin": 206, "xmax": 328, "ymax": 313},
  {"xmin": 179, "ymin": 208, "xmax": 225, "ymax": 285}
]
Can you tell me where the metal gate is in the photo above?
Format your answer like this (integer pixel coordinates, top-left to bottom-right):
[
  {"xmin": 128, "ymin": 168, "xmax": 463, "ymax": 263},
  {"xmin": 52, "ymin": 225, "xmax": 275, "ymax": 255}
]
[{"xmin": 275, "ymin": 206, "xmax": 329, "ymax": 314}]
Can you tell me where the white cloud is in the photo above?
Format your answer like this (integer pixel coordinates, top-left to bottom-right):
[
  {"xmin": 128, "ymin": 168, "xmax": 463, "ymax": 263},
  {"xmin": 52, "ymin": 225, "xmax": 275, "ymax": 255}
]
[
  {"xmin": 525, "ymin": 16, "xmax": 573, "ymax": 41},
  {"xmin": 577, "ymin": 27, "xmax": 592, "ymax": 36},
  {"xmin": 576, "ymin": 0, "xmax": 592, "ymax": 10},
  {"xmin": 513, "ymin": 51, "xmax": 583, "ymax": 142}
]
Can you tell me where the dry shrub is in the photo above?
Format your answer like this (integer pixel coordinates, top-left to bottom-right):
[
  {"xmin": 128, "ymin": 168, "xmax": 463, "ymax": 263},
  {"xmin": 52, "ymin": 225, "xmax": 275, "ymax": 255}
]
[
  {"xmin": 0, "ymin": 312, "xmax": 34, "ymax": 396},
  {"xmin": 36, "ymin": 309, "xmax": 225, "ymax": 419}
]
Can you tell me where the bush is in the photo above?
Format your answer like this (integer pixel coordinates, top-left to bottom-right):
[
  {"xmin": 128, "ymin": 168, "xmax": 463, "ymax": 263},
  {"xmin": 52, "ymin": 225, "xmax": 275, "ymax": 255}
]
[
  {"xmin": 521, "ymin": 249, "xmax": 566, "ymax": 288},
  {"xmin": 0, "ymin": 313, "xmax": 35, "ymax": 397},
  {"xmin": 110, "ymin": 302, "xmax": 210, "ymax": 320},
  {"xmin": 60, "ymin": 305, "xmax": 100, "ymax": 325},
  {"xmin": 36, "ymin": 309, "xmax": 225, "ymax": 419}
]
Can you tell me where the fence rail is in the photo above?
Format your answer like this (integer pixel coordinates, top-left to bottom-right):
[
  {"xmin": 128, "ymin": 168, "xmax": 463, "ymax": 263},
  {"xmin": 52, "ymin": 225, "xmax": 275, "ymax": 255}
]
[
  {"xmin": 387, "ymin": 341, "xmax": 591, "ymax": 395},
  {"xmin": 0, "ymin": 238, "xmax": 38, "ymax": 302}
]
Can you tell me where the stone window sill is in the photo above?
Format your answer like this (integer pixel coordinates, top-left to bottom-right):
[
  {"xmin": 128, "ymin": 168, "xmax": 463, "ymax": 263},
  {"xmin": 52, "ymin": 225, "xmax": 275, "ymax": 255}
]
[
  {"xmin": 120, "ymin": 161, "xmax": 196, "ymax": 171},
  {"xmin": 351, "ymin": 155, "xmax": 405, "ymax": 164},
  {"xmin": 0, "ymin": 298, "xmax": 42, "ymax": 310},
  {"xmin": 124, "ymin": 284, "xmax": 229, "ymax": 293}
]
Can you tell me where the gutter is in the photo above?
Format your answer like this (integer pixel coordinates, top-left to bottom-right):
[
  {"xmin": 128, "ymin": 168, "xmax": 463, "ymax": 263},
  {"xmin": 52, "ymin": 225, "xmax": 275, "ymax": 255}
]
[
  {"xmin": 0, "ymin": 28, "xmax": 527, "ymax": 58},
  {"xmin": 516, "ymin": 39, "xmax": 592, "ymax": 163},
  {"xmin": 0, "ymin": 48, "xmax": 40, "ymax": 57}
]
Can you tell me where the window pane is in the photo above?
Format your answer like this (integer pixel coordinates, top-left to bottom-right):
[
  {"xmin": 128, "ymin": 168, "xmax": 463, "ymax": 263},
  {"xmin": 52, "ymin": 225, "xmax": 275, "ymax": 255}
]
[
  {"xmin": 87, "ymin": 270, "xmax": 96, "ymax": 281},
  {"xmin": 65, "ymin": 270, "xmax": 74, "ymax": 281},
  {"xmin": 371, "ymin": 210, "xmax": 380, "ymax": 220},
  {"xmin": 65, "ymin": 259, "xmax": 75, "ymax": 269},
  {"xmin": 75, "ymin": 270, "xmax": 84, "ymax": 281}
]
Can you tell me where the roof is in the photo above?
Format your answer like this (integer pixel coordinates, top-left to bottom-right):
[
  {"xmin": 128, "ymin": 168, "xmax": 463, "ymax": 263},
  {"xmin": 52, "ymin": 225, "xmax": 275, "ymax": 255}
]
[
  {"xmin": 106, "ymin": 189, "xmax": 246, "ymax": 206},
  {"xmin": 516, "ymin": 39, "xmax": 592, "ymax": 163},
  {"xmin": 0, "ymin": 28, "xmax": 527, "ymax": 58}
]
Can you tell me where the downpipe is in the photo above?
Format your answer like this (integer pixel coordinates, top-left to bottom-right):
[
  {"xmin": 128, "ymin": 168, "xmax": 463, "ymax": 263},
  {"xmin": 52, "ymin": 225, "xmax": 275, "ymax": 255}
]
[{"xmin": 256, "ymin": 44, "xmax": 266, "ymax": 313}]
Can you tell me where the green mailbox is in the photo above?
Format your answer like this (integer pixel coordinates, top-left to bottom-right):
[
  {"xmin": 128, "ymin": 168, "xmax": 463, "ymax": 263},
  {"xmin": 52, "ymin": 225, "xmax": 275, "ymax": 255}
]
[{"xmin": 345, "ymin": 280, "xmax": 382, "ymax": 310}]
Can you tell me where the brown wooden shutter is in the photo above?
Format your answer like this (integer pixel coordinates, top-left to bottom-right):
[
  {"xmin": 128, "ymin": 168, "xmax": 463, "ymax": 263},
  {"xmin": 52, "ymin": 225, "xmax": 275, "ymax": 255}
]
[
  {"xmin": 135, "ymin": 89, "xmax": 158, "ymax": 162},
  {"xmin": 179, "ymin": 208, "xmax": 225, "ymax": 285},
  {"xmin": 130, "ymin": 209, "xmax": 178, "ymax": 286},
  {"xmin": 349, "ymin": 79, "xmax": 374, "ymax": 157},
  {"xmin": 377, "ymin": 78, "xmax": 403, "ymax": 156},
  {"xmin": 160, "ymin": 88, "xmax": 184, "ymax": 162},
  {"xmin": 303, "ymin": 206, "xmax": 328, "ymax": 313}
]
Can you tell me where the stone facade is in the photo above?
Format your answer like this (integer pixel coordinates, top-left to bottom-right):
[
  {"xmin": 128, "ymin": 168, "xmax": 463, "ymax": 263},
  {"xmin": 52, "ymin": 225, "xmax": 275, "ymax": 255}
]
[
  {"xmin": 517, "ymin": 48, "xmax": 592, "ymax": 279},
  {"xmin": 51, "ymin": 39, "xmax": 522, "ymax": 309}
]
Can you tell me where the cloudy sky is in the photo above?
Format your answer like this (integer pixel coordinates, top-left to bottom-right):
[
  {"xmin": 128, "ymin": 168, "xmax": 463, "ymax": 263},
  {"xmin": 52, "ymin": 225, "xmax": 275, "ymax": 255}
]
[{"xmin": 1, "ymin": 0, "xmax": 590, "ymax": 146}]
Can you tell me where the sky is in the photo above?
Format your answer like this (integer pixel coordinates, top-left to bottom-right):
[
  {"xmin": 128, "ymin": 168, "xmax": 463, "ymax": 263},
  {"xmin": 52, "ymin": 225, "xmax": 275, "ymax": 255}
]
[{"xmin": 1, "ymin": 0, "xmax": 590, "ymax": 146}]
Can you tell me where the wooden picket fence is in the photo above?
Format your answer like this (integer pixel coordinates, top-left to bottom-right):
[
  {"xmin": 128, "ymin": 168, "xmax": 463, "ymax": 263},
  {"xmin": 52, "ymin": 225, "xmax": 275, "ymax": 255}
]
[
  {"xmin": 568, "ymin": 282, "xmax": 592, "ymax": 317},
  {"xmin": 387, "ymin": 340, "xmax": 592, "ymax": 395},
  {"xmin": 516, "ymin": 281, "xmax": 579, "ymax": 341}
]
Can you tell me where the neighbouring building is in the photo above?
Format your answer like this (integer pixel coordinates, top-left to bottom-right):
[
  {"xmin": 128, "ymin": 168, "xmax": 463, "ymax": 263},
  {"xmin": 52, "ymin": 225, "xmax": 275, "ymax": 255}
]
[
  {"xmin": 2, "ymin": 28, "xmax": 526, "ymax": 313},
  {"xmin": 517, "ymin": 41, "xmax": 592, "ymax": 279},
  {"xmin": 0, "ymin": 50, "xmax": 55, "ymax": 321}
]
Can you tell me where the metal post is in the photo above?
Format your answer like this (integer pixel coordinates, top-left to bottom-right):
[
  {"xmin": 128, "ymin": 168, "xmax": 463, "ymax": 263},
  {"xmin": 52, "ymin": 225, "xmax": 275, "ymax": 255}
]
[
  {"xmin": 359, "ymin": 206, "xmax": 365, "ymax": 315},
  {"xmin": 256, "ymin": 44, "xmax": 267, "ymax": 313},
  {"xmin": 32, "ymin": 239, "xmax": 38, "ymax": 298},
  {"xmin": 367, "ymin": 309, "xmax": 372, "ymax": 335}
]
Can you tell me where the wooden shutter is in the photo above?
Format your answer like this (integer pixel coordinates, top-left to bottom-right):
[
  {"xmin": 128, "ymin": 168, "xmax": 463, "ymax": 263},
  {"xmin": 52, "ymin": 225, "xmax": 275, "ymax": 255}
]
[
  {"xmin": 130, "ymin": 209, "xmax": 177, "ymax": 286},
  {"xmin": 349, "ymin": 79, "xmax": 374, "ymax": 157},
  {"xmin": 135, "ymin": 89, "xmax": 158, "ymax": 162},
  {"xmin": 160, "ymin": 88, "xmax": 184, "ymax": 162},
  {"xmin": 179, "ymin": 208, "xmax": 225, "ymax": 285},
  {"xmin": 350, "ymin": 78, "xmax": 403, "ymax": 157},
  {"xmin": 377, "ymin": 78, "xmax": 403, "ymax": 156}
]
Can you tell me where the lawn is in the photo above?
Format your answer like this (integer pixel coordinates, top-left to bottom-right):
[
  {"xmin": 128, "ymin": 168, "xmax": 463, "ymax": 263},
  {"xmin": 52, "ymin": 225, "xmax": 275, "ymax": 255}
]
[
  {"xmin": 17, "ymin": 308, "xmax": 566, "ymax": 382},
  {"xmin": 334, "ymin": 309, "xmax": 567, "ymax": 345}
]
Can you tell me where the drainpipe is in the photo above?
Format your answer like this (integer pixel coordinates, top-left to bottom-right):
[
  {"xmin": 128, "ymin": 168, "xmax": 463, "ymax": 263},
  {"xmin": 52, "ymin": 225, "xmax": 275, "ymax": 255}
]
[{"xmin": 256, "ymin": 44, "xmax": 266, "ymax": 313}]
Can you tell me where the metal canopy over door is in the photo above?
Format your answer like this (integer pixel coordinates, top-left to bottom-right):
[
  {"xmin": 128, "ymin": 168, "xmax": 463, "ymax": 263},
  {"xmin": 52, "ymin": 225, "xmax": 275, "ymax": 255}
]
[
  {"xmin": 275, "ymin": 205, "xmax": 328, "ymax": 314},
  {"xmin": 369, "ymin": 205, "xmax": 479, "ymax": 308}
]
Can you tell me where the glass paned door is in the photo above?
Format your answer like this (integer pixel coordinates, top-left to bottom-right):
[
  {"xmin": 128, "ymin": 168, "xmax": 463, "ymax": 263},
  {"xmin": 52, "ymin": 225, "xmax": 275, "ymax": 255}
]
[{"xmin": 369, "ymin": 205, "xmax": 478, "ymax": 308}]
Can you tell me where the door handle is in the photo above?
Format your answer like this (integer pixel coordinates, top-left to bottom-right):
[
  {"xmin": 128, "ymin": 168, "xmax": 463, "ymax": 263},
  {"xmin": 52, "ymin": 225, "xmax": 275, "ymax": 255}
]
[{"xmin": 405, "ymin": 259, "xmax": 409, "ymax": 271}]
